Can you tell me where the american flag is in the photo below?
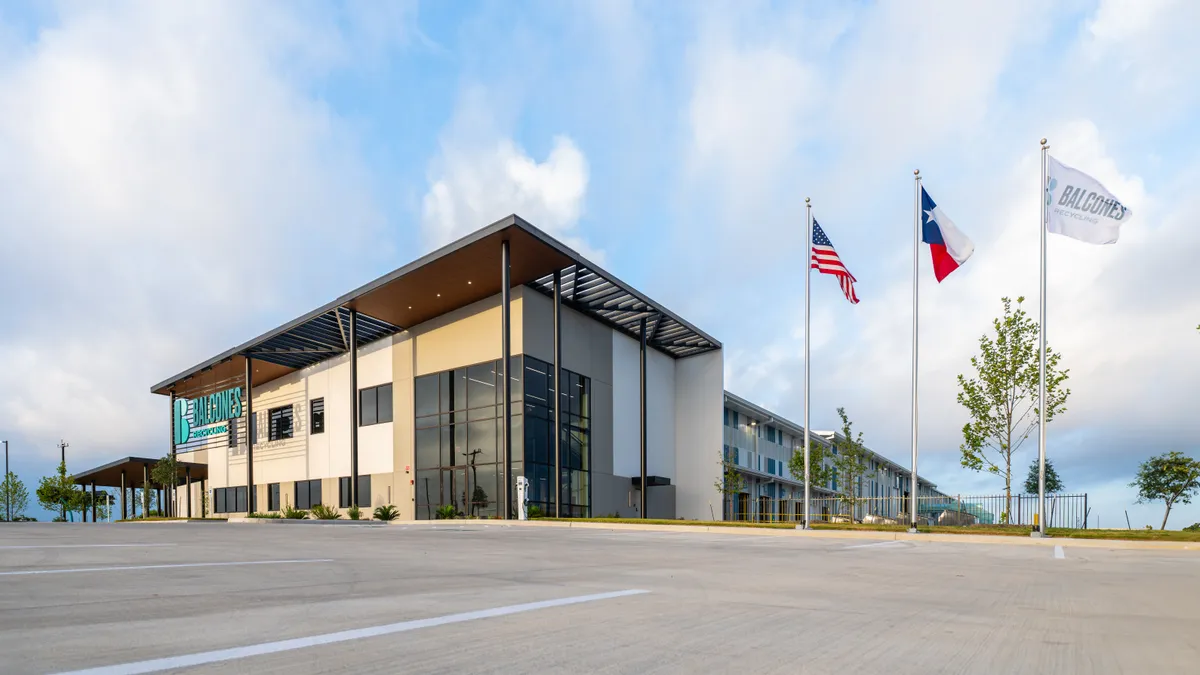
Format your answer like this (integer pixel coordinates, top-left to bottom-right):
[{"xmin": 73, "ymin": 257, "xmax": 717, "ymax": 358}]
[{"xmin": 811, "ymin": 220, "xmax": 859, "ymax": 304}]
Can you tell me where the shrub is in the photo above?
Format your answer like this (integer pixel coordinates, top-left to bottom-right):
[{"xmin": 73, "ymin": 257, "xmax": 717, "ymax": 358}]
[
  {"xmin": 248, "ymin": 512, "xmax": 281, "ymax": 519},
  {"xmin": 373, "ymin": 504, "xmax": 400, "ymax": 522},
  {"xmin": 527, "ymin": 504, "xmax": 544, "ymax": 519},
  {"xmin": 1184, "ymin": 523, "xmax": 1200, "ymax": 532},
  {"xmin": 435, "ymin": 504, "xmax": 458, "ymax": 520},
  {"xmin": 311, "ymin": 503, "xmax": 341, "ymax": 520},
  {"xmin": 347, "ymin": 505, "xmax": 362, "ymax": 520},
  {"xmin": 281, "ymin": 505, "xmax": 309, "ymax": 520}
]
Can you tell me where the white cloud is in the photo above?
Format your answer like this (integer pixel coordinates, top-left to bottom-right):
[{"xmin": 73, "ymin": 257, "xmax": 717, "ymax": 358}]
[
  {"xmin": 0, "ymin": 3, "xmax": 386, "ymax": 464},
  {"xmin": 672, "ymin": 1, "xmax": 1200, "ymax": 529},
  {"xmin": 421, "ymin": 87, "xmax": 593, "ymax": 258}
]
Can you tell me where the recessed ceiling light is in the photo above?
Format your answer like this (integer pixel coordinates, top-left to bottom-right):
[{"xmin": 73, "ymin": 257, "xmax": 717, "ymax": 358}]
[
  {"xmin": 467, "ymin": 280, "xmax": 472, "ymax": 285},
  {"xmin": 436, "ymin": 293, "xmax": 441, "ymax": 297},
  {"xmin": 408, "ymin": 306, "xmax": 412, "ymax": 310}
]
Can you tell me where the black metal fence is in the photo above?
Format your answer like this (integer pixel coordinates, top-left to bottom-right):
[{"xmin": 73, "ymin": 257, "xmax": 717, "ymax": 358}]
[{"xmin": 728, "ymin": 493, "xmax": 1090, "ymax": 529}]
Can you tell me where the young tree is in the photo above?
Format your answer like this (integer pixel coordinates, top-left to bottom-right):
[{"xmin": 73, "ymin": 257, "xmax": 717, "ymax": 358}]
[
  {"xmin": 957, "ymin": 297, "xmax": 1070, "ymax": 523},
  {"xmin": 150, "ymin": 454, "xmax": 179, "ymax": 515},
  {"xmin": 715, "ymin": 450, "xmax": 746, "ymax": 520},
  {"xmin": 1023, "ymin": 457, "xmax": 1064, "ymax": 494},
  {"xmin": 788, "ymin": 441, "xmax": 834, "ymax": 489},
  {"xmin": 1130, "ymin": 451, "xmax": 1200, "ymax": 530},
  {"xmin": 831, "ymin": 408, "xmax": 870, "ymax": 518},
  {"xmin": 37, "ymin": 462, "xmax": 85, "ymax": 521},
  {"xmin": 1, "ymin": 472, "xmax": 30, "ymax": 520}
]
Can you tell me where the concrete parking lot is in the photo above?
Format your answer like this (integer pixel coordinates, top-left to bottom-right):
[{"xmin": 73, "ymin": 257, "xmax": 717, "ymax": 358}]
[{"xmin": 0, "ymin": 522, "xmax": 1197, "ymax": 674}]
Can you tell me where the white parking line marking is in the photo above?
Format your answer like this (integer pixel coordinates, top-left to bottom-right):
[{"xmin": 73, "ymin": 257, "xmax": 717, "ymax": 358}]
[
  {"xmin": 54, "ymin": 589, "xmax": 651, "ymax": 675},
  {"xmin": 0, "ymin": 544, "xmax": 176, "ymax": 550},
  {"xmin": 844, "ymin": 540, "xmax": 905, "ymax": 550},
  {"xmin": 0, "ymin": 559, "xmax": 333, "ymax": 577},
  {"xmin": 1054, "ymin": 545, "xmax": 1065, "ymax": 559}
]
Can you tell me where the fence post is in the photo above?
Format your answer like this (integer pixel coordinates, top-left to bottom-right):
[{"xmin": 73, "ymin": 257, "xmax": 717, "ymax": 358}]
[{"xmin": 1084, "ymin": 493, "xmax": 1088, "ymax": 530}]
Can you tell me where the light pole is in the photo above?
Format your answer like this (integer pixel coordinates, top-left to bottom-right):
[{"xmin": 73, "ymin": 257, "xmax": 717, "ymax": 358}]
[
  {"xmin": 59, "ymin": 440, "xmax": 69, "ymax": 521},
  {"xmin": 4, "ymin": 439, "xmax": 9, "ymax": 522}
]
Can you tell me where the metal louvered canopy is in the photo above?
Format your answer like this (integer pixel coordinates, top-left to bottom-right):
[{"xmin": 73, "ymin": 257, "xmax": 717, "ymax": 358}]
[
  {"xmin": 153, "ymin": 214, "xmax": 720, "ymax": 398},
  {"xmin": 527, "ymin": 264, "xmax": 720, "ymax": 358},
  {"xmin": 243, "ymin": 307, "xmax": 402, "ymax": 370}
]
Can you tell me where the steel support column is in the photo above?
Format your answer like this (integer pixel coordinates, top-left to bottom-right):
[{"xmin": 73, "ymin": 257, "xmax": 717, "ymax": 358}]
[
  {"xmin": 186, "ymin": 467, "xmax": 192, "ymax": 518},
  {"xmin": 501, "ymin": 239, "xmax": 513, "ymax": 519},
  {"xmin": 245, "ymin": 357, "xmax": 254, "ymax": 514},
  {"xmin": 349, "ymin": 308, "xmax": 359, "ymax": 508},
  {"xmin": 168, "ymin": 390, "xmax": 176, "ymax": 518},
  {"xmin": 639, "ymin": 315, "xmax": 647, "ymax": 519},
  {"xmin": 553, "ymin": 269, "xmax": 562, "ymax": 519},
  {"xmin": 143, "ymin": 463, "xmax": 149, "ymax": 516},
  {"xmin": 120, "ymin": 470, "xmax": 126, "ymax": 520},
  {"xmin": 91, "ymin": 481, "xmax": 97, "ymax": 522}
]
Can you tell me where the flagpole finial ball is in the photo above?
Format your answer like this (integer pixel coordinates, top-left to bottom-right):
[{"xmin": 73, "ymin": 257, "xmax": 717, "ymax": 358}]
[
  {"xmin": 805, "ymin": 197, "xmax": 810, "ymax": 204},
  {"xmin": 914, "ymin": 169, "xmax": 920, "ymax": 176},
  {"xmin": 1040, "ymin": 137, "xmax": 1047, "ymax": 146}
]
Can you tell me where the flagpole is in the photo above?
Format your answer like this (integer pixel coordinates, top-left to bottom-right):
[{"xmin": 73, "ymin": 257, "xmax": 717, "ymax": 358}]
[
  {"xmin": 803, "ymin": 197, "xmax": 812, "ymax": 530},
  {"xmin": 1037, "ymin": 138, "xmax": 1049, "ymax": 537},
  {"xmin": 910, "ymin": 169, "xmax": 920, "ymax": 533}
]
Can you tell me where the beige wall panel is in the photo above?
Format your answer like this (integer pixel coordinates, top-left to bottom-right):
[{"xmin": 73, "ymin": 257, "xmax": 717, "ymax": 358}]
[
  {"xmin": 391, "ymin": 334, "xmax": 415, "ymax": 519},
  {"xmin": 412, "ymin": 289, "xmax": 524, "ymax": 377}
]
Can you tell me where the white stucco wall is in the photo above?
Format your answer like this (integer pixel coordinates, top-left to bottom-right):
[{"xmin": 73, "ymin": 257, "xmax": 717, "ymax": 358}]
[{"xmin": 673, "ymin": 349, "xmax": 724, "ymax": 520}]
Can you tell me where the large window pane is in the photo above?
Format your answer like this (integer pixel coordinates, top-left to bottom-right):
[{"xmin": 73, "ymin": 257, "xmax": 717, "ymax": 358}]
[
  {"xmin": 468, "ymin": 419, "xmax": 497, "ymax": 465},
  {"xmin": 526, "ymin": 416, "xmax": 549, "ymax": 465},
  {"xmin": 438, "ymin": 372, "xmax": 451, "ymax": 414},
  {"xmin": 525, "ymin": 359, "xmax": 548, "ymax": 406},
  {"xmin": 415, "ymin": 375, "xmax": 439, "ymax": 417},
  {"xmin": 310, "ymin": 480, "xmax": 322, "ymax": 508},
  {"xmin": 415, "ymin": 428, "xmax": 439, "ymax": 470},
  {"xmin": 440, "ymin": 425, "xmax": 453, "ymax": 467},
  {"xmin": 360, "ymin": 387, "xmax": 377, "ymax": 426},
  {"xmin": 453, "ymin": 424, "xmax": 466, "ymax": 467},
  {"xmin": 378, "ymin": 384, "xmax": 393, "ymax": 423},
  {"xmin": 357, "ymin": 475, "xmax": 371, "ymax": 508},
  {"xmin": 472, "ymin": 464, "xmax": 498, "ymax": 518},
  {"xmin": 452, "ymin": 369, "xmax": 467, "ymax": 411},
  {"xmin": 467, "ymin": 363, "xmax": 495, "ymax": 409},
  {"xmin": 415, "ymin": 470, "xmax": 438, "ymax": 520}
]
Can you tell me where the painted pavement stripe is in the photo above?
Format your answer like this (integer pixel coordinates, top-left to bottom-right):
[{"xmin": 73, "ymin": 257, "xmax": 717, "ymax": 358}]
[
  {"xmin": 0, "ymin": 559, "xmax": 332, "ymax": 577},
  {"xmin": 54, "ymin": 589, "xmax": 651, "ymax": 675}
]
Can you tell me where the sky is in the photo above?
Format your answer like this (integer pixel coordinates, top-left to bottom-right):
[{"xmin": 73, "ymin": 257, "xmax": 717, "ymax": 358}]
[{"xmin": 0, "ymin": 0, "xmax": 1197, "ymax": 528}]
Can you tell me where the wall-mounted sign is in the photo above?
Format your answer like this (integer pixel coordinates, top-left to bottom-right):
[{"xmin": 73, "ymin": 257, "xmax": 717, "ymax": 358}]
[{"xmin": 174, "ymin": 387, "xmax": 243, "ymax": 445}]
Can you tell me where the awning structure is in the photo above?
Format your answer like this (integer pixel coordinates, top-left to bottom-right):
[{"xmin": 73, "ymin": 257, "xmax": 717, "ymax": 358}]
[
  {"xmin": 72, "ymin": 456, "xmax": 208, "ymax": 487},
  {"xmin": 152, "ymin": 215, "xmax": 721, "ymax": 398}
]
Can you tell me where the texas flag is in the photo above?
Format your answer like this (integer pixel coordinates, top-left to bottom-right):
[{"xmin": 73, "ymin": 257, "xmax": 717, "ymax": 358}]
[{"xmin": 921, "ymin": 187, "xmax": 975, "ymax": 282}]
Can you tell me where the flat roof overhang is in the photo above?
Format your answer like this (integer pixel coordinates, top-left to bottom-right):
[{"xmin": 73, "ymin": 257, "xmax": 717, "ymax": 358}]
[
  {"xmin": 73, "ymin": 456, "xmax": 208, "ymax": 488},
  {"xmin": 153, "ymin": 215, "xmax": 721, "ymax": 398}
]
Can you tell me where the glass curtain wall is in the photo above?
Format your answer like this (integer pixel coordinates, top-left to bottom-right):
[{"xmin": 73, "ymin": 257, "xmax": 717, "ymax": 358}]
[
  {"xmin": 522, "ymin": 355, "xmax": 590, "ymax": 517},
  {"xmin": 414, "ymin": 355, "xmax": 591, "ymax": 519}
]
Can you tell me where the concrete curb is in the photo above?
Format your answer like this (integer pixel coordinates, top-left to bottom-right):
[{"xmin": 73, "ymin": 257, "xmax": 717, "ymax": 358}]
[
  {"xmin": 505, "ymin": 520, "xmax": 1200, "ymax": 551},
  {"xmin": 227, "ymin": 517, "xmax": 385, "ymax": 526}
]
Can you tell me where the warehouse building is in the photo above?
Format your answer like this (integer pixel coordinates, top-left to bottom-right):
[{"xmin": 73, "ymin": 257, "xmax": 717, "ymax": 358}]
[{"xmin": 721, "ymin": 392, "xmax": 946, "ymax": 522}]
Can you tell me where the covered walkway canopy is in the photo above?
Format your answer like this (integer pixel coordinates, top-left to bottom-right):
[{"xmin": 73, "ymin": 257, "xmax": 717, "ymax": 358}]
[{"xmin": 73, "ymin": 456, "xmax": 209, "ymax": 520}]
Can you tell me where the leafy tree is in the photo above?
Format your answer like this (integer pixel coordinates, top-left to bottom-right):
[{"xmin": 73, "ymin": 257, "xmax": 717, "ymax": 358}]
[
  {"xmin": 957, "ymin": 297, "xmax": 1070, "ymax": 523},
  {"xmin": 150, "ymin": 454, "xmax": 179, "ymax": 516},
  {"xmin": 788, "ymin": 441, "xmax": 834, "ymax": 488},
  {"xmin": 830, "ymin": 407, "xmax": 870, "ymax": 517},
  {"xmin": 1130, "ymin": 451, "xmax": 1200, "ymax": 530},
  {"xmin": 715, "ymin": 450, "xmax": 746, "ymax": 519},
  {"xmin": 1, "ymin": 471, "xmax": 30, "ymax": 519},
  {"xmin": 37, "ymin": 462, "xmax": 86, "ymax": 520},
  {"xmin": 139, "ymin": 483, "xmax": 159, "ymax": 517},
  {"xmin": 1023, "ymin": 457, "xmax": 1064, "ymax": 494}
]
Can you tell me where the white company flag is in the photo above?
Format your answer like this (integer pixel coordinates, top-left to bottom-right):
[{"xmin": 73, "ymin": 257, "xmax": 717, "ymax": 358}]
[{"xmin": 1044, "ymin": 156, "xmax": 1133, "ymax": 245}]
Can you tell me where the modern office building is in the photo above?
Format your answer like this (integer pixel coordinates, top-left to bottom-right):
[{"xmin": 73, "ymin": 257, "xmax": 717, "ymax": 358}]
[
  {"xmin": 721, "ymin": 392, "xmax": 945, "ymax": 522},
  {"xmin": 130, "ymin": 216, "xmax": 724, "ymax": 521}
]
